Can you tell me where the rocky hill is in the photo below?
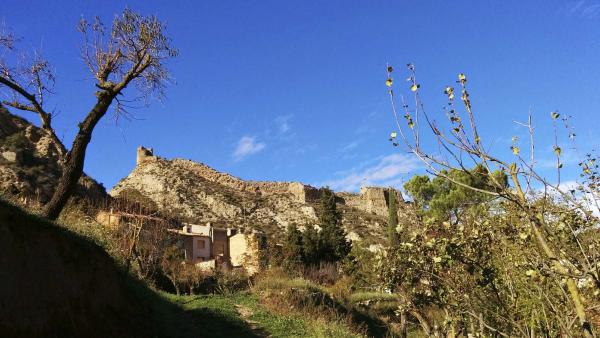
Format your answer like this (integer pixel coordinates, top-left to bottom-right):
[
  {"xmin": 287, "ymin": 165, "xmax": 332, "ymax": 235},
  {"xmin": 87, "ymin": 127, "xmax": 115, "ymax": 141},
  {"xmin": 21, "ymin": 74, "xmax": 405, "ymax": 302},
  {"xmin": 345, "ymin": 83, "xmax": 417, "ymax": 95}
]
[
  {"xmin": 111, "ymin": 147, "xmax": 404, "ymax": 244},
  {"xmin": 0, "ymin": 104, "xmax": 405, "ymax": 244},
  {"xmin": 0, "ymin": 104, "xmax": 106, "ymax": 206}
]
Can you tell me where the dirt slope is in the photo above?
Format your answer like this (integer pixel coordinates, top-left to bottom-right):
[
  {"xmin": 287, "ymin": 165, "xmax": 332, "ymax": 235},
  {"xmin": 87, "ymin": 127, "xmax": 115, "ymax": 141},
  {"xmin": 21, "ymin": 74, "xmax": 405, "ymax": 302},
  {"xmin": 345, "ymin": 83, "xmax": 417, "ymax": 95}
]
[{"xmin": 0, "ymin": 199, "xmax": 147, "ymax": 337}]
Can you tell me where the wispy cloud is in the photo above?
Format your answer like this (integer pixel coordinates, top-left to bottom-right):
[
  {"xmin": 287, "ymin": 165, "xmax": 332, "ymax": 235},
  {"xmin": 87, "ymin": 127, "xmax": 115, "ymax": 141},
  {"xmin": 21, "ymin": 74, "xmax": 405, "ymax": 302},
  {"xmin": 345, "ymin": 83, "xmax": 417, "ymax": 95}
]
[
  {"xmin": 341, "ymin": 140, "xmax": 361, "ymax": 152},
  {"xmin": 565, "ymin": 0, "xmax": 600, "ymax": 19},
  {"xmin": 232, "ymin": 136, "xmax": 266, "ymax": 160},
  {"xmin": 274, "ymin": 114, "xmax": 293, "ymax": 134},
  {"xmin": 319, "ymin": 153, "xmax": 421, "ymax": 192}
]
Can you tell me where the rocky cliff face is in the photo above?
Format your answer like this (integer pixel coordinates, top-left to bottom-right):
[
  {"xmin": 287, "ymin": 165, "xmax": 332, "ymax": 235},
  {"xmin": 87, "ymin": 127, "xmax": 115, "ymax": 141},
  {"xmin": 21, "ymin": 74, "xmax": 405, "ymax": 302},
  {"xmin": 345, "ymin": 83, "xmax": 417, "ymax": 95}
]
[
  {"xmin": 0, "ymin": 104, "xmax": 106, "ymax": 205},
  {"xmin": 111, "ymin": 147, "xmax": 404, "ymax": 243}
]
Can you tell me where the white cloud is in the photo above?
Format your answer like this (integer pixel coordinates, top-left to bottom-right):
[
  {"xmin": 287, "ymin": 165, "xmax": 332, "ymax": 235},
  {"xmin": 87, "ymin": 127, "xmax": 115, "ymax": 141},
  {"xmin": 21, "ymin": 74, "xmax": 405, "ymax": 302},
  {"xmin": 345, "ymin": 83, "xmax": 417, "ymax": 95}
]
[
  {"xmin": 275, "ymin": 114, "xmax": 293, "ymax": 134},
  {"xmin": 232, "ymin": 136, "xmax": 266, "ymax": 160},
  {"xmin": 341, "ymin": 140, "xmax": 361, "ymax": 152},
  {"xmin": 319, "ymin": 153, "xmax": 421, "ymax": 192}
]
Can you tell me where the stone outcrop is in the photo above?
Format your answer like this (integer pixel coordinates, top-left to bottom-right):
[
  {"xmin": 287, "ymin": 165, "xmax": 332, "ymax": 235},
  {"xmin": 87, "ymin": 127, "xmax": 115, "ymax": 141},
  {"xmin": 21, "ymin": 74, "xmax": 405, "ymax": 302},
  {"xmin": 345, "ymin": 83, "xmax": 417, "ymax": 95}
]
[
  {"xmin": 1, "ymin": 151, "xmax": 18, "ymax": 163},
  {"xmin": 0, "ymin": 104, "xmax": 106, "ymax": 205}
]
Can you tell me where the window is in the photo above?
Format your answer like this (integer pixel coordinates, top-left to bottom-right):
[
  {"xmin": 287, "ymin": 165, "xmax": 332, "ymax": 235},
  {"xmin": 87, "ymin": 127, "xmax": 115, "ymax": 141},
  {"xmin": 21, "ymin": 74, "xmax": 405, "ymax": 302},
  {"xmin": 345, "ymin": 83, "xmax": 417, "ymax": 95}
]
[{"xmin": 197, "ymin": 239, "xmax": 205, "ymax": 249}]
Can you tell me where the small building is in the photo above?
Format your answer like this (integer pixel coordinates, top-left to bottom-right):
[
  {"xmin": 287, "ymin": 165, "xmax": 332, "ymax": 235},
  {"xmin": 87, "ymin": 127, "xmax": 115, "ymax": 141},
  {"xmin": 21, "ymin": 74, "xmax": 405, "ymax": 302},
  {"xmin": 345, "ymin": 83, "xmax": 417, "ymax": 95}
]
[
  {"xmin": 95, "ymin": 208, "xmax": 171, "ymax": 229},
  {"xmin": 229, "ymin": 231, "xmax": 267, "ymax": 275},
  {"xmin": 169, "ymin": 222, "xmax": 266, "ymax": 274}
]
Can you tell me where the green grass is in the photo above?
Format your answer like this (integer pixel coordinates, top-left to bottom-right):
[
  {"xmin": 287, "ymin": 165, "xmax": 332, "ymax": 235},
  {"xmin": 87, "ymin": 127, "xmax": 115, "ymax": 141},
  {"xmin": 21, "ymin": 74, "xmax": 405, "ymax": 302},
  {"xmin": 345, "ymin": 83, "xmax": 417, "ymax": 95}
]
[
  {"xmin": 164, "ymin": 292, "xmax": 363, "ymax": 338},
  {"xmin": 253, "ymin": 271, "xmax": 396, "ymax": 337}
]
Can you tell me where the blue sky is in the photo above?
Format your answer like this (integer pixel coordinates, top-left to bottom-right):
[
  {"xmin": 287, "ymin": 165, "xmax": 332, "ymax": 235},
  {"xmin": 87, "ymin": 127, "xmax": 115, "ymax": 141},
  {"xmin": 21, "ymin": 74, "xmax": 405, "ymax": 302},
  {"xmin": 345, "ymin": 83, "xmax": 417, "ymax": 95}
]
[{"xmin": 2, "ymin": 1, "xmax": 600, "ymax": 192}]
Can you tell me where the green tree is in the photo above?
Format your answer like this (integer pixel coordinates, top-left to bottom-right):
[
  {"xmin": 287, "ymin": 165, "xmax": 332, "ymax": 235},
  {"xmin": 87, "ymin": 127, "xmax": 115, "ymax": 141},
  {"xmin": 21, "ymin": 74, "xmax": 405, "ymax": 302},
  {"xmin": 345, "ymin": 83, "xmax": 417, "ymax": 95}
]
[
  {"xmin": 387, "ymin": 188, "xmax": 400, "ymax": 246},
  {"xmin": 318, "ymin": 187, "xmax": 341, "ymax": 226},
  {"xmin": 282, "ymin": 223, "xmax": 304, "ymax": 272},
  {"xmin": 318, "ymin": 187, "xmax": 351, "ymax": 263},
  {"xmin": 404, "ymin": 165, "xmax": 506, "ymax": 225},
  {"xmin": 301, "ymin": 225, "xmax": 322, "ymax": 266}
]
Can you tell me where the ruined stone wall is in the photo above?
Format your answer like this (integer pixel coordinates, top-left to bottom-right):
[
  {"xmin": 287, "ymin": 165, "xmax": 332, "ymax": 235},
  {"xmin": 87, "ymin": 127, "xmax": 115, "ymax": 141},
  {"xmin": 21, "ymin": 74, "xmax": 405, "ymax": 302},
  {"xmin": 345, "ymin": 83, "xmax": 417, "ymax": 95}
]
[
  {"xmin": 171, "ymin": 158, "xmax": 319, "ymax": 203},
  {"xmin": 250, "ymin": 181, "xmax": 295, "ymax": 196},
  {"xmin": 132, "ymin": 147, "xmax": 404, "ymax": 217},
  {"xmin": 340, "ymin": 187, "xmax": 403, "ymax": 217}
]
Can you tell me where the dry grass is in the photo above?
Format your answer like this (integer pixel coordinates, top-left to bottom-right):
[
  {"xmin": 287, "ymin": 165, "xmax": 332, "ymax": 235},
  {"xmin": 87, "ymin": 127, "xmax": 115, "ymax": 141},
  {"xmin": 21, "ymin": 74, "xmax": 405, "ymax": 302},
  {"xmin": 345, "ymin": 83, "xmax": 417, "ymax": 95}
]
[{"xmin": 253, "ymin": 269, "xmax": 396, "ymax": 337}]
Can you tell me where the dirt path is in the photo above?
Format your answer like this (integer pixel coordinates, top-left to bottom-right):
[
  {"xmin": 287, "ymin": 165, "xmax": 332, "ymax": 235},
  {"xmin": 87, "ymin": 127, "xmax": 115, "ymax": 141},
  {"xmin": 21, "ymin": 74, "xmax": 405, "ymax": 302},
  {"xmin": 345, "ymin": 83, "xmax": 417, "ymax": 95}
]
[{"xmin": 235, "ymin": 304, "xmax": 270, "ymax": 337}]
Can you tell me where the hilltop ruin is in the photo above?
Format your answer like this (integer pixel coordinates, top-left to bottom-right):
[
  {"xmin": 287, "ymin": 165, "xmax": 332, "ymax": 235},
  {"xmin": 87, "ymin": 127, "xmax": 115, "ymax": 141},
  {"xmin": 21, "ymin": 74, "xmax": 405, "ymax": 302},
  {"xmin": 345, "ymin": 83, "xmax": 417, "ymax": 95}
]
[{"xmin": 111, "ymin": 146, "xmax": 405, "ymax": 244}]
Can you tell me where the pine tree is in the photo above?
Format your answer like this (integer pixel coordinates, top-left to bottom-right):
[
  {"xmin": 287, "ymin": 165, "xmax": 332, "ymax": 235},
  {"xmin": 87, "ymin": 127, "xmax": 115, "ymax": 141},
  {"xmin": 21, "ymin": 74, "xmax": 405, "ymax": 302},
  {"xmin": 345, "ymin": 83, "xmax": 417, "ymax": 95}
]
[
  {"xmin": 388, "ymin": 188, "xmax": 400, "ymax": 246},
  {"xmin": 282, "ymin": 224, "xmax": 304, "ymax": 272},
  {"xmin": 302, "ymin": 225, "xmax": 322, "ymax": 266},
  {"xmin": 318, "ymin": 187, "xmax": 351, "ymax": 263},
  {"xmin": 318, "ymin": 187, "xmax": 341, "ymax": 226}
]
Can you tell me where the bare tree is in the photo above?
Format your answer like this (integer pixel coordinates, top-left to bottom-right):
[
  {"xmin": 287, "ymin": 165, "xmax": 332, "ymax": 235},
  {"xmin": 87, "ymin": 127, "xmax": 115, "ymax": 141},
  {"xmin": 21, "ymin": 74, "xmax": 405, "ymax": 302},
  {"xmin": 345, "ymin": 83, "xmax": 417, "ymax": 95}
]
[{"xmin": 0, "ymin": 9, "xmax": 177, "ymax": 219}]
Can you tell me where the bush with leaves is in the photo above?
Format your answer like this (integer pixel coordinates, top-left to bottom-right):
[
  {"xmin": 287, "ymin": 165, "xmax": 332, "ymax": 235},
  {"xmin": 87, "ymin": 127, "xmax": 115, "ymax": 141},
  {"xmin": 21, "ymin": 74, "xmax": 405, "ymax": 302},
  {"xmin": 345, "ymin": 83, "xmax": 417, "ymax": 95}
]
[{"xmin": 383, "ymin": 64, "xmax": 599, "ymax": 336}]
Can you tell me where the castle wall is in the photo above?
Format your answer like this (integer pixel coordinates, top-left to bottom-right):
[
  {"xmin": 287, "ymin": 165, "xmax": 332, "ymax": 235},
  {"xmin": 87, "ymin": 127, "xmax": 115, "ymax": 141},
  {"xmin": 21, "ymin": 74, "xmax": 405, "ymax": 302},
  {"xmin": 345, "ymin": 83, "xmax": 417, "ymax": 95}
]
[
  {"xmin": 172, "ymin": 158, "xmax": 319, "ymax": 203},
  {"xmin": 341, "ymin": 187, "xmax": 403, "ymax": 217},
  {"xmin": 131, "ymin": 147, "xmax": 404, "ymax": 219}
]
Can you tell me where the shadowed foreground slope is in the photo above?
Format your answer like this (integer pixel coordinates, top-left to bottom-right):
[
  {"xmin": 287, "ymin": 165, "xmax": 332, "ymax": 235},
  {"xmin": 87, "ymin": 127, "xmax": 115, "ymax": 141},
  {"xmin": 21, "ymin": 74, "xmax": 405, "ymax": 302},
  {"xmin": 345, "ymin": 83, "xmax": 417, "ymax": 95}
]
[{"xmin": 0, "ymin": 198, "xmax": 261, "ymax": 338}]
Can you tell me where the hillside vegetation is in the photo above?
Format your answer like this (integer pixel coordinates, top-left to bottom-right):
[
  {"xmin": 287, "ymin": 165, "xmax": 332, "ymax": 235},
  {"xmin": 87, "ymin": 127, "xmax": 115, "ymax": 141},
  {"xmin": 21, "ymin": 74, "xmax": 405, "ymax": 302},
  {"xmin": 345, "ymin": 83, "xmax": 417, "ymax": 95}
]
[{"xmin": 0, "ymin": 198, "xmax": 368, "ymax": 337}]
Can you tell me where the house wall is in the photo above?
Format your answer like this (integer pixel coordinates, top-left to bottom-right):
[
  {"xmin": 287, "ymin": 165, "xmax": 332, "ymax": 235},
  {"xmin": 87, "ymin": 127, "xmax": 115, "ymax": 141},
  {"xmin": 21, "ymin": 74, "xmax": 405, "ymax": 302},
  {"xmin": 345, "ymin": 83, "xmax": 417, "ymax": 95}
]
[
  {"xmin": 229, "ymin": 234, "xmax": 248, "ymax": 267},
  {"xmin": 229, "ymin": 232, "xmax": 266, "ymax": 275},
  {"xmin": 179, "ymin": 225, "xmax": 266, "ymax": 272},
  {"xmin": 191, "ymin": 236, "xmax": 211, "ymax": 261},
  {"xmin": 188, "ymin": 224, "xmax": 211, "ymax": 236}
]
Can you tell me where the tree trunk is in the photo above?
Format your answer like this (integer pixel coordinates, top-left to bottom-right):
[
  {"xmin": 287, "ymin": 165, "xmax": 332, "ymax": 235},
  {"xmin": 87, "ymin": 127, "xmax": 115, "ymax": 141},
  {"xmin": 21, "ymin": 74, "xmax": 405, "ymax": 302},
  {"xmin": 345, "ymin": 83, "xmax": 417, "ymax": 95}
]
[
  {"xmin": 42, "ymin": 93, "xmax": 114, "ymax": 220},
  {"xmin": 509, "ymin": 166, "xmax": 595, "ymax": 338},
  {"xmin": 410, "ymin": 310, "xmax": 432, "ymax": 337},
  {"xmin": 399, "ymin": 311, "xmax": 408, "ymax": 338}
]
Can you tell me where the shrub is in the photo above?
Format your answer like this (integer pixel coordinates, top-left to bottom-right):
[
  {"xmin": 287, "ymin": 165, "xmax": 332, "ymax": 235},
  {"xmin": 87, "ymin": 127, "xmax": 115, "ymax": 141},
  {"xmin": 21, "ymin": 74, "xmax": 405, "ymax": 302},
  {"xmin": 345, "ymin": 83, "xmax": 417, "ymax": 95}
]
[
  {"xmin": 301, "ymin": 262, "xmax": 339, "ymax": 285},
  {"xmin": 213, "ymin": 269, "xmax": 251, "ymax": 295}
]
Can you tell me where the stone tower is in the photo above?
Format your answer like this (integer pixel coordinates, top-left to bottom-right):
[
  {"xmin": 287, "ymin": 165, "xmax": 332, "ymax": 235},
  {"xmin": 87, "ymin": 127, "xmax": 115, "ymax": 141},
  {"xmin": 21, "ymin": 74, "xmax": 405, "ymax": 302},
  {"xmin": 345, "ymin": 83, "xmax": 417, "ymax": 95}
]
[
  {"xmin": 359, "ymin": 186, "xmax": 403, "ymax": 216},
  {"xmin": 136, "ymin": 146, "xmax": 155, "ymax": 165}
]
